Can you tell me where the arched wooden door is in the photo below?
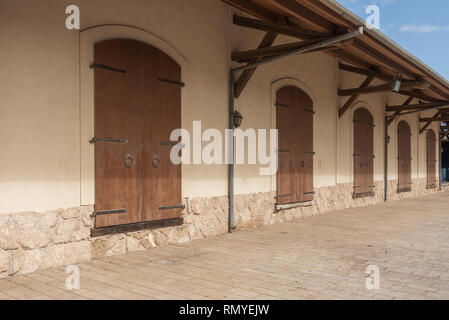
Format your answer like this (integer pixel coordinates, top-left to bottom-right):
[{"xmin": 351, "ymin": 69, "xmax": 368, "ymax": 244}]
[
  {"xmin": 426, "ymin": 130, "xmax": 437, "ymax": 188},
  {"xmin": 353, "ymin": 108, "xmax": 374, "ymax": 198},
  {"xmin": 397, "ymin": 121, "xmax": 412, "ymax": 193},
  {"xmin": 93, "ymin": 39, "xmax": 182, "ymax": 228},
  {"xmin": 276, "ymin": 86, "xmax": 314, "ymax": 205}
]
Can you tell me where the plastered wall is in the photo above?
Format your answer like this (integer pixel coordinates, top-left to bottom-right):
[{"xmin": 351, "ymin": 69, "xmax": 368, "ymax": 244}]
[{"xmin": 0, "ymin": 0, "xmax": 442, "ymax": 214}]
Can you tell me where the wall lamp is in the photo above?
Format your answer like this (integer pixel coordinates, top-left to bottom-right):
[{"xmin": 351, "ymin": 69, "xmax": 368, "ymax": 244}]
[{"xmin": 233, "ymin": 110, "xmax": 243, "ymax": 128}]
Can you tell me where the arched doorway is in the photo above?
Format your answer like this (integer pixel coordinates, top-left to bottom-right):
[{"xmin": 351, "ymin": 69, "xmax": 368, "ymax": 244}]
[
  {"xmin": 426, "ymin": 130, "xmax": 437, "ymax": 188},
  {"xmin": 93, "ymin": 39, "xmax": 182, "ymax": 228},
  {"xmin": 276, "ymin": 86, "xmax": 314, "ymax": 205},
  {"xmin": 353, "ymin": 108, "xmax": 375, "ymax": 198},
  {"xmin": 397, "ymin": 121, "xmax": 412, "ymax": 193}
]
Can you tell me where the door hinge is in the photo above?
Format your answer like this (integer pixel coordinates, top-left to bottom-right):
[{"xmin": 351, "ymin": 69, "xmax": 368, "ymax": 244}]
[
  {"xmin": 303, "ymin": 108, "xmax": 315, "ymax": 114},
  {"xmin": 90, "ymin": 137, "xmax": 128, "ymax": 144},
  {"xmin": 90, "ymin": 63, "xmax": 127, "ymax": 74},
  {"xmin": 158, "ymin": 78, "xmax": 185, "ymax": 87},
  {"xmin": 159, "ymin": 205, "xmax": 186, "ymax": 211},
  {"xmin": 91, "ymin": 209, "xmax": 127, "ymax": 218},
  {"xmin": 275, "ymin": 103, "xmax": 290, "ymax": 108}
]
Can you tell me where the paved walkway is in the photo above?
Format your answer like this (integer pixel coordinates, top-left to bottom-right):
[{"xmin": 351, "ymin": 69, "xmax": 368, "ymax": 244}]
[{"xmin": 1, "ymin": 192, "xmax": 449, "ymax": 300}]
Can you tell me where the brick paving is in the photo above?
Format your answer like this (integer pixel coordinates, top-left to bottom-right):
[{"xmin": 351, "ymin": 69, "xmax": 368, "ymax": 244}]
[{"xmin": 1, "ymin": 192, "xmax": 449, "ymax": 300}]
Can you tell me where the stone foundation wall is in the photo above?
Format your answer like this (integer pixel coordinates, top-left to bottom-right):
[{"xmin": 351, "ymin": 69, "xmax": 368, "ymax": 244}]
[{"xmin": 0, "ymin": 180, "xmax": 443, "ymax": 278}]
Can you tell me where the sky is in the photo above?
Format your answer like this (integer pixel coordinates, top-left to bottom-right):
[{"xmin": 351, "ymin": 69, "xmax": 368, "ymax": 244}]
[{"xmin": 336, "ymin": 0, "xmax": 449, "ymax": 81}]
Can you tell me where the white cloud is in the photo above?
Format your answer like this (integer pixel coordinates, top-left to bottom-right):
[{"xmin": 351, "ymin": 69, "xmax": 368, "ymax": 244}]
[{"xmin": 399, "ymin": 24, "xmax": 449, "ymax": 33}]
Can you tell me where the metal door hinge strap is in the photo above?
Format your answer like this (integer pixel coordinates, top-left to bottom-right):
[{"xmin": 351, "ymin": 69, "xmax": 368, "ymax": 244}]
[
  {"xmin": 159, "ymin": 205, "xmax": 186, "ymax": 211},
  {"xmin": 304, "ymin": 109, "xmax": 315, "ymax": 114},
  {"xmin": 278, "ymin": 149, "xmax": 290, "ymax": 153},
  {"xmin": 275, "ymin": 103, "xmax": 290, "ymax": 108},
  {"xmin": 275, "ymin": 194, "xmax": 290, "ymax": 198},
  {"xmin": 304, "ymin": 192, "xmax": 315, "ymax": 195},
  {"xmin": 158, "ymin": 141, "xmax": 185, "ymax": 148},
  {"xmin": 158, "ymin": 78, "xmax": 185, "ymax": 87},
  {"xmin": 90, "ymin": 63, "xmax": 127, "ymax": 74},
  {"xmin": 91, "ymin": 209, "xmax": 127, "ymax": 218},
  {"xmin": 90, "ymin": 137, "xmax": 128, "ymax": 144},
  {"xmin": 304, "ymin": 151, "xmax": 315, "ymax": 155}
]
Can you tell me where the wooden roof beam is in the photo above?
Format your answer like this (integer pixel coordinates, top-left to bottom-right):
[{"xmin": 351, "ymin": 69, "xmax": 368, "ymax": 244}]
[
  {"xmin": 420, "ymin": 110, "xmax": 443, "ymax": 134},
  {"xmin": 338, "ymin": 76, "xmax": 374, "ymax": 118},
  {"xmin": 386, "ymin": 101, "xmax": 449, "ymax": 112},
  {"xmin": 420, "ymin": 116, "xmax": 449, "ymax": 123},
  {"xmin": 263, "ymin": 0, "xmax": 337, "ymax": 33},
  {"xmin": 339, "ymin": 63, "xmax": 394, "ymax": 82},
  {"xmin": 386, "ymin": 97, "xmax": 414, "ymax": 127},
  {"xmin": 232, "ymin": 36, "xmax": 333, "ymax": 62},
  {"xmin": 339, "ymin": 81, "xmax": 430, "ymax": 97},
  {"xmin": 234, "ymin": 31, "xmax": 278, "ymax": 98},
  {"xmin": 223, "ymin": 0, "xmax": 278, "ymax": 22},
  {"xmin": 233, "ymin": 15, "xmax": 329, "ymax": 39},
  {"xmin": 398, "ymin": 90, "xmax": 444, "ymax": 103}
]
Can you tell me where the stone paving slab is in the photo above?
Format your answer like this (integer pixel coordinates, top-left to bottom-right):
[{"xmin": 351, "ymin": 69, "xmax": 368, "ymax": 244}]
[{"xmin": 1, "ymin": 192, "xmax": 449, "ymax": 300}]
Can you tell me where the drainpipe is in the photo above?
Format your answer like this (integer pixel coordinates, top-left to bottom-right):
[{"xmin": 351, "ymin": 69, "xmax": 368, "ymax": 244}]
[
  {"xmin": 384, "ymin": 117, "xmax": 389, "ymax": 201},
  {"xmin": 439, "ymin": 131, "xmax": 443, "ymax": 191},
  {"xmin": 228, "ymin": 71, "xmax": 236, "ymax": 232}
]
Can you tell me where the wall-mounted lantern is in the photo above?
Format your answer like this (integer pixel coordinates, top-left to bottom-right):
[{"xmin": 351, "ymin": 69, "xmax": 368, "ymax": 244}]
[
  {"xmin": 233, "ymin": 110, "xmax": 243, "ymax": 128},
  {"xmin": 392, "ymin": 74, "xmax": 403, "ymax": 92}
]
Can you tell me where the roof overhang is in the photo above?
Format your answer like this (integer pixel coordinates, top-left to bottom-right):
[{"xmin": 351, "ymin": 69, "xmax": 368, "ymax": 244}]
[{"xmin": 223, "ymin": 0, "xmax": 449, "ymax": 122}]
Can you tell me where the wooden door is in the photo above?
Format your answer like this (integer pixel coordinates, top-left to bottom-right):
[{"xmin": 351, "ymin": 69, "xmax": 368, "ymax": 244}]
[
  {"xmin": 397, "ymin": 121, "xmax": 412, "ymax": 193},
  {"xmin": 426, "ymin": 130, "xmax": 436, "ymax": 188},
  {"xmin": 353, "ymin": 108, "xmax": 374, "ymax": 197},
  {"xmin": 93, "ymin": 39, "xmax": 182, "ymax": 228},
  {"xmin": 142, "ymin": 44, "xmax": 182, "ymax": 222},
  {"xmin": 276, "ymin": 86, "xmax": 314, "ymax": 205}
]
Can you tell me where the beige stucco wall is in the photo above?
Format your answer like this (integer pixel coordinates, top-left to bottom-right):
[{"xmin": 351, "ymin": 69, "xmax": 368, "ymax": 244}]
[{"xmin": 0, "ymin": 0, "xmax": 442, "ymax": 214}]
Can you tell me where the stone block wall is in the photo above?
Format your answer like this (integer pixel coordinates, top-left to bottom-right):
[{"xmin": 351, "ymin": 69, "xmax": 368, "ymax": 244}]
[{"xmin": 0, "ymin": 180, "xmax": 442, "ymax": 278}]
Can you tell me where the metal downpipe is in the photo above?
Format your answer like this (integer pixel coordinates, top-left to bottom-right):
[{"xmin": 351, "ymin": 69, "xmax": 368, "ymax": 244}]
[
  {"xmin": 384, "ymin": 117, "xmax": 389, "ymax": 201},
  {"xmin": 228, "ymin": 71, "xmax": 236, "ymax": 233}
]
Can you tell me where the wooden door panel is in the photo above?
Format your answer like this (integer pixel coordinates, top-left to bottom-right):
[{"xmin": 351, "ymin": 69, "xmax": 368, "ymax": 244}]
[
  {"xmin": 142, "ymin": 45, "xmax": 182, "ymax": 222},
  {"xmin": 427, "ymin": 130, "xmax": 436, "ymax": 187},
  {"xmin": 94, "ymin": 39, "xmax": 143, "ymax": 228},
  {"xmin": 94, "ymin": 39, "xmax": 182, "ymax": 228},
  {"xmin": 398, "ymin": 121, "xmax": 411, "ymax": 191},
  {"xmin": 353, "ymin": 108, "xmax": 374, "ymax": 196},
  {"xmin": 276, "ymin": 86, "xmax": 314, "ymax": 204}
]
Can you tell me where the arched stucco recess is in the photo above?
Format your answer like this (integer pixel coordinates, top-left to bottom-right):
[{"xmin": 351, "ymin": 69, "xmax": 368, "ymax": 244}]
[
  {"xmin": 79, "ymin": 25, "xmax": 188, "ymax": 205},
  {"xmin": 269, "ymin": 77, "xmax": 316, "ymax": 192},
  {"xmin": 348, "ymin": 101, "xmax": 376, "ymax": 185}
]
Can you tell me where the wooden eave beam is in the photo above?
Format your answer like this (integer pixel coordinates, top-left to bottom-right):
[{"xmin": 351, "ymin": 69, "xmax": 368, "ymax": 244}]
[
  {"xmin": 339, "ymin": 63, "xmax": 394, "ymax": 82},
  {"xmin": 386, "ymin": 97, "xmax": 414, "ymax": 126},
  {"xmin": 338, "ymin": 76, "xmax": 374, "ymax": 118},
  {"xmin": 420, "ymin": 110, "xmax": 443, "ymax": 134},
  {"xmin": 386, "ymin": 101, "xmax": 449, "ymax": 112},
  {"xmin": 420, "ymin": 117, "xmax": 449, "ymax": 123},
  {"xmin": 234, "ymin": 30, "xmax": 278, "ymax": 99},
  {"xmin": 339, "ymin": 81, "xmax": 430, "ymax": 97},
  {"xmin": 398, "ymin": 90, "xmax": 444, "ymax": 103},
  {"xmin": 223, "ymin": 0, "xmax": 278, "ymax": 22},
  {"xmin": 233, "ymin": 15, "xmax": 328, "ymax": 39},
  {"xmin": 232, "ymin": 36, "xmax": 331, "ymax": 62},
  {"xmin": 351, "ymin": 40, "xmax": 416, "ymax": 80},
  {"xmin": 263, "ymin": 0, "xmax": 336, "ymax": 33}
]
